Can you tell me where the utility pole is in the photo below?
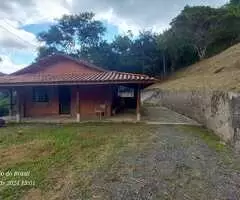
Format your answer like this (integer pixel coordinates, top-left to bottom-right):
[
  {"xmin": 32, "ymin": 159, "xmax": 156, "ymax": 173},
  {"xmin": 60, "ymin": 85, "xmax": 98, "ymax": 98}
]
[{"xmin": 141, "ymin": 41, "xmax": 144, "ymax": 74}]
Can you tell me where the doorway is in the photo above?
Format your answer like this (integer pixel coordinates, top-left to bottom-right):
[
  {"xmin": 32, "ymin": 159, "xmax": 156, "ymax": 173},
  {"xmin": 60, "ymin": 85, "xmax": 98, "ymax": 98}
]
[{"xmin": 59, "ymin": 86, "xmax": 71, "ymax": 115}]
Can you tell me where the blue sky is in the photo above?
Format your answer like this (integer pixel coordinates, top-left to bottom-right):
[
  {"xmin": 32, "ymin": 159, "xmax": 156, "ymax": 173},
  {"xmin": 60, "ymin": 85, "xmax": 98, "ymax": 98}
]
[
  {"xmin": 22, "ymin": 21, "xmax": 119, "ymax": 41},
  {"xmin": 0, "ymin": 0, "xmax": 227, "ymax": 74}
]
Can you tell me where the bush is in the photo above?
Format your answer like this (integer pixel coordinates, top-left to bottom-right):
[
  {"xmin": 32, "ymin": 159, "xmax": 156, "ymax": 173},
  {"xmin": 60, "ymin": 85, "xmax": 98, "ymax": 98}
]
[
  {"xmin": 0, "ymin": 93, "xmax": 9, "ymax": 117},
  {"xmin": 0, "ymin": 107, "xmax": 8, "ymax": 117}
]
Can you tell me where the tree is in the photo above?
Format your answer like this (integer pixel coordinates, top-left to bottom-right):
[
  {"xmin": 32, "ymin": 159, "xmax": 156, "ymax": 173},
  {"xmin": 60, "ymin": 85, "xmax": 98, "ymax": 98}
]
[
  {"xmin": 157, "ymin": 30, "xmax": 198, "ymax": 74},
  {"xmin": 37, "ymin": 12, "xmax": 106, "ymax": 59},
  {"xmin": 230, "ymin": 0, "xmax": 240, "ymax": 6},
  {"xmin": 207, "ymin": 3, "xmax": 240, "ymax": 56},
  {"xmin": 110, "ymin": 33, "xmax": 135, "ymax": 72},
  {"xmin": 170, "ymin": 6, "xmax": 222, "ymax": 60},
  {"xmin": 131, "ymin": 31, "xmax": 162, "ymax": 75},
  {"xmin": 110, "ymin": 31, "xmax": 163, "ymax": 75},
  {"xmin": 226, "ymin": 0, "xmax": 240, "ymax": 17},
  {"xmin": 80, "ymin": 41, "xmax": 116, "ymax": 70}
]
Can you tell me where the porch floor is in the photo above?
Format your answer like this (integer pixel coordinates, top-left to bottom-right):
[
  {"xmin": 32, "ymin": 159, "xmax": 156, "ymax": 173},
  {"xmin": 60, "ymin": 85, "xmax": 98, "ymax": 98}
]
[
  {"xmin": 2, "ymin": 107, "xmax": 199, "ymax": 125},
  {"xmin": 3, "ymin": 112, "xmax": 138, "ymax": 123}
]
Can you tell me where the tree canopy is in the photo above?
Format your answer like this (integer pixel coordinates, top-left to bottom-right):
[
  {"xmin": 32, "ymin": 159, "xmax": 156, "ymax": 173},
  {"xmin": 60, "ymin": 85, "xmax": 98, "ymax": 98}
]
[
  {"xmin": 38, "ymin": 13, "xmax": 106, "ymax": 58},
  {"xmin": 37, "ymin": 2, "xmax": 240, "ymax": 77}
]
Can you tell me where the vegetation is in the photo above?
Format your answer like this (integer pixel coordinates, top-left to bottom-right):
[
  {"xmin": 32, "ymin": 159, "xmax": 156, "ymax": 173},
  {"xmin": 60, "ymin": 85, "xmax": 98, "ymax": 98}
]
[
  {"xmin": 0, "ymin": 92, "xmax": 9, "ymax": 117},
  {"xmin": 149, "ymin": 43, "xmax": 240, "ymax": 91},
  {"xmin": 178, "ymin": 125, "xmax": 227, "ymax": 152},
  {"xmin": 0, "ymin": 123, "xmax": 155, "ymax": 199},
  {"xmin": 177, "ymin": 125, "xmax": 236, "ymax": 167},
  {"xmin": 37, "ymin": 1, "xmax": 240, "ymax": 77}
]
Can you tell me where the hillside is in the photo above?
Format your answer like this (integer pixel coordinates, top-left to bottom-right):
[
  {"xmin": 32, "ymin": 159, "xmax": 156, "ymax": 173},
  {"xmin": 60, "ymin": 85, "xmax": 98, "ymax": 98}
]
[{"xmin": 150, "ymin": 43, "xmax": 240, "ymax": 92}]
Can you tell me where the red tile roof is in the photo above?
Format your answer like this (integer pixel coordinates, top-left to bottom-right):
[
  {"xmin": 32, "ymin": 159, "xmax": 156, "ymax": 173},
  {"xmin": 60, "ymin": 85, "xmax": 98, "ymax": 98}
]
[
  {"xmin": 0, "ymin": 71, "xmax": 157, "ymax": 86},
  {"xmin": 0, "ymin": 54, "xmax": 157, "ymax": 86}
]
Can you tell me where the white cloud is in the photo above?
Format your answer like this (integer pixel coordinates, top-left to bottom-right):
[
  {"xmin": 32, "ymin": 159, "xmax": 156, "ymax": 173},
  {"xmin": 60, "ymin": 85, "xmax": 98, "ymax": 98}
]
[
  {"xmin": 95, "ymin": 10, "xmax": 169, "ymax": 35},
  {"xmin": 0, "ymin": 0, "xmax": 70, "ymax": 25},
  {"xmin": 0, "ymin": 0, "xmax": 228, "ymax": 35},
  {"xmin": 0, "ymin": 19, "xmax": 39, "ymax": 51},
  {"xmin": 0, "ymin": 0, "xmax": 68, "ymax": 73},
  {"xmin": 0, "ymin": 55, "xmax": 25, "ymax": 74},
  {"xmin": 0, "ymin": 19, "xmax": 39, "ymax": 74},
  {"xmin": 71, "ymin": 0, "xmax": 227, "ymax": 34}
]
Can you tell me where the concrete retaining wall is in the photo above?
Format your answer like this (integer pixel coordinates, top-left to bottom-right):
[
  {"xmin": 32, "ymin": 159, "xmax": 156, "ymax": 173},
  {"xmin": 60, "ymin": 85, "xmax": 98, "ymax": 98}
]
[{"xmin": 143, "ymin": 89, "xmax": 240, "ymax": 148}]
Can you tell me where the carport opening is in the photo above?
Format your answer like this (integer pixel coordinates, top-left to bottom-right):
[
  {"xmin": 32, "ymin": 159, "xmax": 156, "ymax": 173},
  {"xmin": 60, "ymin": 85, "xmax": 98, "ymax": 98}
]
[{"xmin": 112, "ymin": 86, "xmax": 138, "ymax": 115}]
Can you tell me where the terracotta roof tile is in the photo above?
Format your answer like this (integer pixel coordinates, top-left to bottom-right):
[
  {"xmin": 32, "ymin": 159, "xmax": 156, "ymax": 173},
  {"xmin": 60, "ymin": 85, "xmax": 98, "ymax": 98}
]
[{"xmin": 0, "ymin": 71, "xmax": 157, "ymax": 86}]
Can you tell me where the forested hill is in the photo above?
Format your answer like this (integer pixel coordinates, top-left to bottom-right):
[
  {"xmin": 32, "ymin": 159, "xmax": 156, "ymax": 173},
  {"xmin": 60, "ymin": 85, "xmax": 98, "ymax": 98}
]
[{"xmin": 149, "ymin": 43, "xmax": 240, "ymax": 92}]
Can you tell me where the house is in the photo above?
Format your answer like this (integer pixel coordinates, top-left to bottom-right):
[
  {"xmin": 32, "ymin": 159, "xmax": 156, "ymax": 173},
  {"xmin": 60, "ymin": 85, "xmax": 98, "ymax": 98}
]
[{"xmin": 0, "ymin": 54, "xmax": 156, "ymax": 122}]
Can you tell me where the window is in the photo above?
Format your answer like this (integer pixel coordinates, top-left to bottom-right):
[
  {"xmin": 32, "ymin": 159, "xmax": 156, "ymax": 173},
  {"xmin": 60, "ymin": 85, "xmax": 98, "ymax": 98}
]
[{"xmin": 33, "ymin": 87, "xmax": 49, "ymax": 102}]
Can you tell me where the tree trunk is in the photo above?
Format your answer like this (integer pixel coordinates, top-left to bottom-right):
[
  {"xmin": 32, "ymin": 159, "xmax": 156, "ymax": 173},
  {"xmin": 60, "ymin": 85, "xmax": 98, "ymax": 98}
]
[
  {"xmin": 162, "ymin": 51, "xmax": 166, "ymax": 77},
  {"xmin": 194, "ymin": 45, "xmax": 207, "ymax": 61}
]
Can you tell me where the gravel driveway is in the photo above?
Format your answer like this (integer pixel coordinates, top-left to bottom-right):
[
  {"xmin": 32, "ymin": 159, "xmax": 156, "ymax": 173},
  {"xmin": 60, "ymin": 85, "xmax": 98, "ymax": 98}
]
[
  {"xmin": 142, "ymin": 106, "xmax": 199, "ymax": 125},
  {"xmin": 89, "ymin": 125, "xmax": 240, "ymax": 200}
]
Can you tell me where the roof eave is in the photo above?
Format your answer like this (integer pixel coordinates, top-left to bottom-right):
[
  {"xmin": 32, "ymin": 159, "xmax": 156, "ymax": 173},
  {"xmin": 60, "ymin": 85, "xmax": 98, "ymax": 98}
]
[{"xmin": 0, "ymin": 80, "xmax": 156, "ymax": 87}]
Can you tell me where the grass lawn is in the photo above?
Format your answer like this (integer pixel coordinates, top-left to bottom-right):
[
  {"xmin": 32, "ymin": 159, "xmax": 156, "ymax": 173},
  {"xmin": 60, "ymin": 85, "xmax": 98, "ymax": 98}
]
[{"xmin": 0, "ymin": 123, "xmax": 156, "ymax": 200}]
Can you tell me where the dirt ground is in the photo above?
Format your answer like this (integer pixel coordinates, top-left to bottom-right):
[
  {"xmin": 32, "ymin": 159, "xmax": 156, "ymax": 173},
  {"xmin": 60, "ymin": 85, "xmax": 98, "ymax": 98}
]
[{"xmin": 84, "ymin": 125, "xmax": 240, "ymax": 200}]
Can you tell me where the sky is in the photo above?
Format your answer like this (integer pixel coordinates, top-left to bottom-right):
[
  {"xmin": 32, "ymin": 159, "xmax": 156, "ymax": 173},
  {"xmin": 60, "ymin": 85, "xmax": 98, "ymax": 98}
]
[{"xmin": 0, "ymin": 0, "xmax": 227, "ymax": 74}]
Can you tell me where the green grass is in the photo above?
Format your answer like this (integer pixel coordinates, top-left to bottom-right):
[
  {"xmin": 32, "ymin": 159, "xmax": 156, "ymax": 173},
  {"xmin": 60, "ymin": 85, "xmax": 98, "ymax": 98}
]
[
  {"xmin": 0, "ymin": 123, "xmax": 155, "ymax": 200},
  {"xmin": 178, "ymin": 125, "xmax": 227, "ymax": 152},
  {"xmin": 178, "ymin": 125, "xmax": 240, "ymax": 171}
]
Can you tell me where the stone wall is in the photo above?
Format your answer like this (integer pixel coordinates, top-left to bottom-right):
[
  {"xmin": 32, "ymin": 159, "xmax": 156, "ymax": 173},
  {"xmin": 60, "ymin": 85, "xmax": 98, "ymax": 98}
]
[{"xmin": 143, "ymin": 89, "xmax": 240, "ymax": 148}]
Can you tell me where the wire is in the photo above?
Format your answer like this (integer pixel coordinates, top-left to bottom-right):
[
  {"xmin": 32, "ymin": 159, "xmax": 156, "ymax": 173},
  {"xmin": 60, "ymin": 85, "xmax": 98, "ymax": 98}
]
[{"xmin": 0, "ymin": 20, "xmax": 38, "ymax": 48}]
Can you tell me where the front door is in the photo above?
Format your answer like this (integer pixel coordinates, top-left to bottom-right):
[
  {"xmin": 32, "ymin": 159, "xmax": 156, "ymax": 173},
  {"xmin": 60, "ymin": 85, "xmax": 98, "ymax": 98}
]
[{"xmin": 59, "ymin": 86, "xmax": 71, "ymax": 115}]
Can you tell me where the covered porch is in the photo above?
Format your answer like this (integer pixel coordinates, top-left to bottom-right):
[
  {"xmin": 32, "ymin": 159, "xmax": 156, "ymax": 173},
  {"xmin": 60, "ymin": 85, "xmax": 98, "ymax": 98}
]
[{"xmin": 0, "ymin": 83, "xmax": 144, "ymax": 123}]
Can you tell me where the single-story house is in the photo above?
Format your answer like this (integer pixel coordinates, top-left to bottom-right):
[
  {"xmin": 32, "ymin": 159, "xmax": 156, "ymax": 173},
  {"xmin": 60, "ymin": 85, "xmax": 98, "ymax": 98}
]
[{"xmin": 0, "ymin": 54, "xmax": 157, "ymax": 122}]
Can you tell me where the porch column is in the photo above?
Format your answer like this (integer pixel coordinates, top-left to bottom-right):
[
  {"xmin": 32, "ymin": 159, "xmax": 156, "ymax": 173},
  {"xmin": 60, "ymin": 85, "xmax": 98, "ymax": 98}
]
[
  {"xmin": 136, "ymin": 85, "xmax": 141, "ymax": 121},
  {"xmin": 15, "ymin": 89, "xmax": 21, "ymax": 123},
  {"xmin": 76, "ymin": 88, "xmax": 80, "ymax": 122},
  {"xmin": 8, "ymin": 89, "xmax": 13, "ymax": 117}
]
